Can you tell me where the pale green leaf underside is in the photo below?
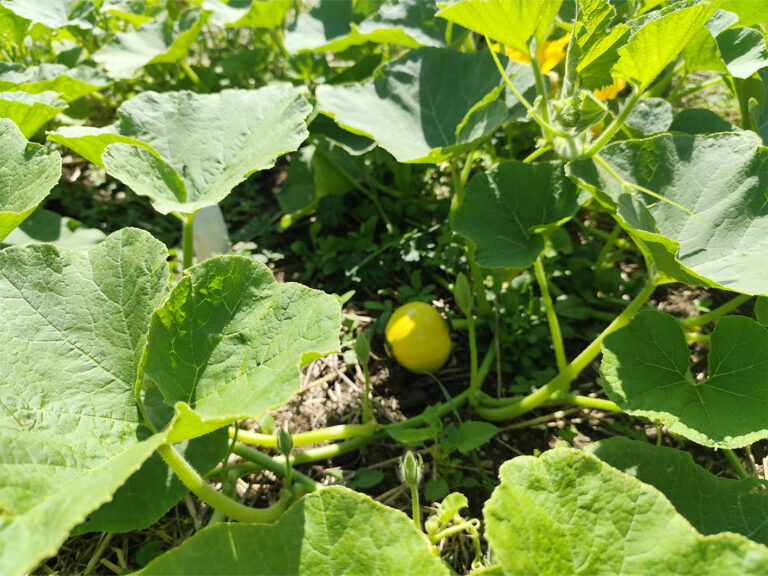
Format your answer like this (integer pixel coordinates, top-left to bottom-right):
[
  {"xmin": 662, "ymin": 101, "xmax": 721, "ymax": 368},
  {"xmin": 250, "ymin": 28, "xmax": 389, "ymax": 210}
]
[
  {"xmin": 203, "ymin": 0, "xmax": 290, "ymax": 29},
  {"xmin": 485, "ymin": 447, "xmax": 768, "ymax": 575},
  {"xmin": 143, "ymin": 255, "xmax": 341, "ymax": 443},
  {"xmin": 139, "ymin": 487, "xmax": 450, "ymax": 575},
  {"xmin": 613, "ymin": 0, "xmax": 720, "ymax": 91},
  {"xmin": 0, "ymin": 63, "xmax": 109, "ymax": 101},
  {"xmin": 0, "ymin": 118, "xmax": 61, "ymax": 242},
  {"xmin": 0, "ymin": 208, "xmax": 106, "ymax": 250},
  {"xmin": 452, "ymin": 161, "xmax": 579, "ymax": 268},
  {"xmin": 49, "ymin": 86, "xmax": 312, "ymax": 215},
  {"xmin": 0, "ymin": 229, "xmax": 170, "ymax": 576},
  {"xmin": 0, "ymin": 90, "xmax": 66, "ymax": 138},
  {"xmin": 436, "ymin": 0, "xmax": 562, "ymax": 54},
  {"xmin": 92, "ymin": 9, "xmax": 208, "ymax": 79},
  {"xmin": 567, "ymin": 132, "xmax": 768, "ymax": 296},
  {"xmin": 316, "ymin": 48, "xmax": 532, "ymax": 163},
  {"xmin": 587, "ymin": 437, "xmax": 768, "ymax": 546},
  {"xmin": 284, "ymin": 0, "xmax": 447, "ymax": 53},
  {"xmin": 0, "ymin": 0, "xmax": 84, "ymax": 29},
  {"xmin": 601, "ymin": 310, "xmax": 768, "ymax": 448}
]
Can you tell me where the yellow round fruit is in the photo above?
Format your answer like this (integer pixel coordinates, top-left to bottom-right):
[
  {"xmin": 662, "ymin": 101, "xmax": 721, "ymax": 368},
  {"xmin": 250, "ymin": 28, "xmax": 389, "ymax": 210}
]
[{"xmin": 385, "ymin": 302, "xmax": 451, "ymax": 373}]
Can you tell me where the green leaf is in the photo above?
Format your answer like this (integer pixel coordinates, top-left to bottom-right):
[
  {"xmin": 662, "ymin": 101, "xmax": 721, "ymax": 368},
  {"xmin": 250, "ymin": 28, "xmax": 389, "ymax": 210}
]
[
  {"xmin": 0, "ymin": 4, "xmax": 29, "ymax": 47},
  {"xmin": 722, "ymin": 0, "xmax": 768, "ymax": 26},
  {"xmin": 573, "ymin": 0, "xmax": 631, "ymax": 90},
  {"xmin": 50, "ymin": 86, "xmax": 311, "ymax": 215},
  {"xmin": 0, "ymin": 63, "xmax": 109, "ymax": 102},
  {"xmin": 0, "ymin": 0, "xmax": 90, "ymax": 29},
  {"xmin": 485, "ymin": 446, "xmax": 768, "ymax": 575},
  {"xmin": 284, "ymin": 0, "xmax": 448, "ymax": 53},
  {"xmin": 316, "ymin": 48, "xmax": 536, "ymax": 163},
  {"xmin": 102, "ymin": 0, "xmax": 164, "ymax": 26},
  {"xmin": 756, "ymin": 296, "xmax": 768, "ymax": 327},
  {"xmin": 454, "ymin": 421, "xmax": 499, "ymax": 454},
  {"xmin": 716, "ymin": 26, "xmax": 768, "ymax": 79},
  {"xmin": 601, "ymin": 310, "xmax": 768, "ymax": 448},
  {"xmin": 625, "ymin": 97, "xmax": 673, "ymax": 135},
  {"xmin": 309, "ymin": 114, "xmax": 376, "ymax": 156},
  {"xmin": 275, "ymin": 142, "xmax": 363, "ymax": 217},
  {"xmin": 0, "ymin": 208, "xmax": 105, "ymax": 249},
  {"xmin": 203, "ymin": 0, "xmax": 290, "ymax": 29},
  {"xmin": 143, "ymin": 255, "xmax": 341, "ymax": 443},
  {"xmin": 668, "ymin": 108, "xmax": 734, "ymax": 134},
  {"xmin": 452, "ymin": 161, "xmax": 579, "ymax": 268},
  {"xmin": 138, "ymin": 487, "xmax": 450, "ymax": 575},
  {"xmin": 586, "ymin": 437, "xmax": 768, "ymax": 547},
  {"xmin": 613, "ymin": 0, "xmax": 721, "ymax": 91},
  {"xmin": 0, "ymin": 118, "xmax": 61, "ymax": 242},
  {"xmin": 436, "ymin": 0, "xmax": 562, "ymax": 54},
  {"xmin": 92, "ymin": 8, "xmax": 209, "ymax": 79},
  {"xmin": 0, "ymin": 90, "xmax": 66, "ymax": 138},
  {"xmin": 567, "ymin": 132, "xmax": 768, "ymax": 295},
  {"xmin": 0, "ymin": 229, "xmax": 170, "ymax": 576}
]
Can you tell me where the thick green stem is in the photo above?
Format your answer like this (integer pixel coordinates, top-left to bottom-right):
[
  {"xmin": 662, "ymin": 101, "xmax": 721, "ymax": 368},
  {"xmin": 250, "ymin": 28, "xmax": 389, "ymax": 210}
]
[
  {"xmin": 679, "ymin": 294, "xmax": 751, "ymax": 329},
  {"xmin": 522, "ymin": 144, "xmax": 553, "ymax": 164},
  {"xmin": 529, "ymin": 44, "xmax": 552, "ymax": 143},
  {"xmin": 594, "ymin": 223, "xmax": 621, "ymax": 269},
  {"xmin": 549, "ymin": 392, "xmax": 621, "ymax": 412},
  {"xmin": 182, "ymin": 214, "xmax": 195, "ymax": 270},
  {"xmin": 475, "ymin": 280, "xmax": 656, "ymax": 421},
  {"xmin": 158, "ymin": 444, "xmax": 292, "ymax": 523},
  {"xmin": 534, "ymin": 257, "xmax": 567, "ymax": 372},
  {"xmin": 429, "ymin": 520, "xmax": 480, "ymax": 544},
  {"xmin": 233, "ymin": 422, "xmax": 378, "ymax": 448},
  {"xmin": 467, "ymin": 311, "xmax": 479, "ymax": 407},
  {"xmin": 724, "ymin": 449, "xmax": 751, "ymax": 481},
  {"xmin": 232, "ymin": 444, "xmax": 321, "ymax": 492},
  {"xmin": 181, "ymin": 60, "xmax": 201, "ymax": 86},
  {"xmin": 583, "ymin": 87, "xmax": 642, "ymax": 157}
]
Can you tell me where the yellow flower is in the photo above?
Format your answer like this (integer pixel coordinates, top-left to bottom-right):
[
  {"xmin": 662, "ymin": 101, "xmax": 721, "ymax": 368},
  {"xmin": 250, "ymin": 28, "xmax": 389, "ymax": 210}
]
[
  {"xmin": 594, "ymin": 78, "xmax": 627, "ymax": 100},
  {"xmin": 493, "ymin": 35, "xmax": 570, "ymax": 74}
]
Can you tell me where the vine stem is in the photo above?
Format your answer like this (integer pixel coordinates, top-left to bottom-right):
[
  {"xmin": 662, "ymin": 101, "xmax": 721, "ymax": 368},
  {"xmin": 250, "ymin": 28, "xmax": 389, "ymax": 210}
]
[
  {"xmin": 534, "ymin": 257, "xmax": 567, "ymax": 372},
  {"xmin": 548, "ymin": 392, "xmax": 621, "ymax": 412},
  {"xmin": 233, "ymin": 422, "xmax": 378, "ymax": 448},
  {"xmin": 528, "ymin": 42, "xmax": 552, "ymax": 143},
  {"xmin": 583, "ymin": 86, "xmax": 641, "ymax": 157},
  {"xmin": 723, "ymin": 449, "xmax": 751, "ymax": 481},
  {"xmin": 679, "ymin": 294, "xmax": 751, "ymax": 329},
  {"xmin": 182, "ymin": 213, "xmax": 195, "ymax": 270},
  {"xmin": 157, "ymin": 444, "xmax": 293, "ymax": 522},
  {"xmin": 474, "ymin": 280, "xmax": 657, "ymax": 421},
  {"xmin": 231, "ymin": 443, "xmax": 322, "ymax": 492}
]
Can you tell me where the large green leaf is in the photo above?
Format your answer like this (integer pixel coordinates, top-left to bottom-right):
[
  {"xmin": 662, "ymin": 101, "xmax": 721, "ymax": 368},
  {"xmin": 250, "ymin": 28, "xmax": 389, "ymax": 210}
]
[
  {"xmin": 723, "ymin": 0, "xmax": 768, "ymax": 26},
  {"xmin": 0, "ymin": 118, "xmax": 61, "ymax": 242},
  {"xmin": 0, "ymin": 0, "xmax": 91, "ymax": 29},
  {"xmin": 601, "ymin": 310, "xmax": 768, "ymax": 448},
  {"xmin": 0, "ymin": 4, "xmax": 30, "ymax": 46},
  {"xmin": 284, "ymin": 0, "xmax": 448, "ymax": 53},
  {"xmin": 485, "ymin": 446, "xmax": 768, "ymax": 575},
  {"xmin": 567, "ymin": 132, "xmax": 768, "ymax": 295},
  {"xmin": 452, "ymin": 161, "xmax": 580, "ymax": 268},
  {"xmin": 203, "ymin": 0, "xmax": 290, "ymax": 29},
  {"xmin": 316, "ymin": 48, "xmax": 536, "ymax": 163},
  {"xmin": 138, "ymin": 487, "xmax": 450, "ymax": 575},
  {"xmin": 0, "ymin": 90, "xmax": 66, "ymax": 138},
  {"xmin": 143, "ymin": 255, "xmax": 341, "ymax": 443},
  {"xmin": 0, "ymin": 229, "xmax": 170, "ymax": 576},
  {"xmin": 49, "ymin": 86, "xmax": 311, "ymax": 215},
  {"xmin": 436, "ymin": 0, "xmax": 562, "ymax": 54},
  {"xmin": 92, "ymin": 8, "xmax": 209, "ymax": 79},
  {"xmin": 586, "ymin": 437, "xmax": 768, "ymax": 547},
  {"xmin": 573, "ymin": 0, "xmax": 631, "ymax": 90},
  {"xmin": 0, "ymin": 208, "xmax": 105, "ymax": 250},
  {"xmin": 0, "ymin": 63, "xmax": 109, "ymax": 101},
  {"xmin": 613, "ymin": 0, "xmax": 721, "ymax": 91},
  {"xmin": 716, "ymin": 26, "xmax": 768, "ymax": 79}
]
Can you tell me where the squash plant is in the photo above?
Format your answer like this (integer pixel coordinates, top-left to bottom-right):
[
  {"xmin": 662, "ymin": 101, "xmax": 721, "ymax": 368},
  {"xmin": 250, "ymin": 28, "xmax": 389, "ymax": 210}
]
[{"xmin": 1, "ymin": 0, "xmax": 768, "ymax": 574}]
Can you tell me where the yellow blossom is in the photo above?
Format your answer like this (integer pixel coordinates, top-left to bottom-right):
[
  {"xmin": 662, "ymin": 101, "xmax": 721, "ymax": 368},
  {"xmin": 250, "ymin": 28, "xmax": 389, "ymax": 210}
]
[
  {"xmin": 491, "ymin": 35, "xmax": 570, "ymax": 74},
  {"xmin": 594, "ymin": 78, "xmax": 627, "ymax": 100}
]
